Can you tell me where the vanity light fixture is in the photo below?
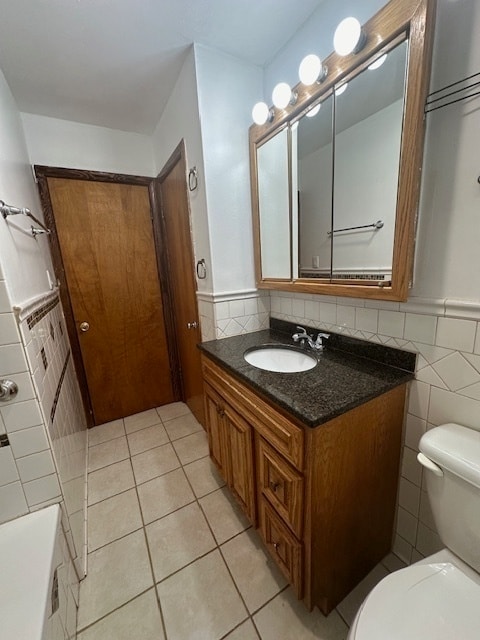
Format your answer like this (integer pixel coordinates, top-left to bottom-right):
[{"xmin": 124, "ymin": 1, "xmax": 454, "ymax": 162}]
[
  {"xmin": 306, "ymin": 103, "xmax": 321, "ymax": 117},
  {"xmin": 298, "ymin": 54, "xmax": 328, "ymax": 85},
  {"xmin": 252, "ymin": 102, "xmax": 274, "ymax": 125},
  {"xmin": 272, "ymin": 82, "xmax": 298, "ymax": 109},
  {"xmin": 368, "ymin": 53, "xmax": 387, "ymax": 70},
  {"xmin": 333, "ymin": 17, "xmax": 366, "ymax": 56},
  {"xmin": 335, "ymin": 82, "xmax": 348, "ymax": 96}
]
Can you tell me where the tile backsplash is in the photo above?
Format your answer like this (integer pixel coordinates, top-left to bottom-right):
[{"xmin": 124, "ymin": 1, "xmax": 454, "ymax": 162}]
[
  {"xmin": 201, "ymin": 288, "xmax": 480, "ymax": 565},
  {"xmin": 0, "ymin": 272, "xmax": 87, "ymax": 577}
]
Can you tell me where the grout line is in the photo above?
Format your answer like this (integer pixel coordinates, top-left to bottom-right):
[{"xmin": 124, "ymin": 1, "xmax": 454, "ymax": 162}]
[
  {"xmin": 125, "ymin": 420, "xmax": 169, "ymax": 640},
  {"xmin": 76, "ymin": 586, "xmax": 154, "ymax": 634}
]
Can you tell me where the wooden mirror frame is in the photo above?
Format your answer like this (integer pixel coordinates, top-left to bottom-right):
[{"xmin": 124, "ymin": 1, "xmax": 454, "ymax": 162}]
[{"xmin": 249, "ymin": 0, "xmax": 436, "ymax": 301}]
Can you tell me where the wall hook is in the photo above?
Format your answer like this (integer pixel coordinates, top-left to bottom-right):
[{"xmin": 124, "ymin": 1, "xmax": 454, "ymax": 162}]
[{"xmin": 188, "ymin": 167, "xmax": 198, "ymax": 191}]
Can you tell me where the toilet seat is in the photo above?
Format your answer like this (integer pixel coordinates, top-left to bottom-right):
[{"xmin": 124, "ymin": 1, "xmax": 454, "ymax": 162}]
[{"xmin": 350, "ymin": 562, "xmax": 480, "ymax": 639}]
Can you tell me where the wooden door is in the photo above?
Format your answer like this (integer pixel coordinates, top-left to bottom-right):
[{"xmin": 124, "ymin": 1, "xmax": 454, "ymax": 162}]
[
  {"xmin": 156, "ymin": 142, "xmax": 205, "ymax": 425},
  {"xmin": 47, "ymin": 177, "xmax": 174, "ymax": 425}
]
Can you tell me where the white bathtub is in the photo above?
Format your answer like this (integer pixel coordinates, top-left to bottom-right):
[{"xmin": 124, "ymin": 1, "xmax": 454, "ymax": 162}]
[{"xmin": 0, "ymin": 505, "xmax": 78, "ymax": 640}]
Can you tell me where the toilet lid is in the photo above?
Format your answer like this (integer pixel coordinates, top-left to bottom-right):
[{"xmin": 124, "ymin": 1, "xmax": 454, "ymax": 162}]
[{"xmin": 354, "ymin": 562, "xmax": 480, "ymax": 640}]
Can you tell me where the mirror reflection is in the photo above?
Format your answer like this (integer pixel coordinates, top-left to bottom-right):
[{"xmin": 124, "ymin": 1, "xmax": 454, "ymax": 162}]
[
  {"xmin": 257, "ymin": 127, "xmax": 290, "ymax": 279},
  {"xmin": 294, "ymin": 95, "xmax": 334, "ymax": 279},
  {"xmin": 332, "ymin": 40, "xmax": 408, "ymax": 283}
]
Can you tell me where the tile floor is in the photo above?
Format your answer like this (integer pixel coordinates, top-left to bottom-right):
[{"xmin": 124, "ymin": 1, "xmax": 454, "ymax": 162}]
[{"xmin": 77, "ymin": 402, "xmax": 405, "ymax": 640}]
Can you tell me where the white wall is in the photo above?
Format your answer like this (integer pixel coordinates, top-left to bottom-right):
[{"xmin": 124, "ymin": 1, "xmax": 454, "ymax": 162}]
[
  {"xmin": 151, "ymin": 47, "xmax": 213, "ymax": 296},
  {"xmin": 0, "ymin": 71, "xmax": 54, "ymax": 305},
  {"xmin": 194, "ymin": 44, "xmax": 263, "ymax": 295},
  {"xmin": 413, "ymin": 0, "xmax": 480, "ymax": 300},
  {"xmin": 21, "ymin": 113, "xmax": 154, "ymax": 177}
]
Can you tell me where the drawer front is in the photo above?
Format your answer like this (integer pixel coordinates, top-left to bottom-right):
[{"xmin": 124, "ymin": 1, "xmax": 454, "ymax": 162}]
[
  {"xmin": 258, "ymin": 498, "xmax": 303, "ymax": 598},
  {"xmin": 256, "ymin": 435, "xmax": 304, "ymax": 537},
  {"xmin": 202, "ymin": 356, "xmax": 304, "ymax": 469}
]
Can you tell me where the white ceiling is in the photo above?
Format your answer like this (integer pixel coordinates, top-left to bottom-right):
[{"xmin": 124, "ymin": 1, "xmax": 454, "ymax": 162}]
[{"xmin": 0, "ymin": 0, "xmax": 324, "ymax": 134}]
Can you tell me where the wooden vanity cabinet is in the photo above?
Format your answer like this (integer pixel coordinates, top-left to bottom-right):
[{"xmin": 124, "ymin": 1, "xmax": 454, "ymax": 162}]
[{"xmin": 201, "ymin": 354, "xmax": 406, "ymax": 614}]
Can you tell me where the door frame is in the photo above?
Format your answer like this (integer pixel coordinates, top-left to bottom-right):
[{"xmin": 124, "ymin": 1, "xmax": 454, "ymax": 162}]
[
  {"xmin": 35, "ymin": 165, "xmax": 182, "ymax": 427},
  {"xmin": 153, "ymin": 140, "xmax": 202, "ymax": 408}
]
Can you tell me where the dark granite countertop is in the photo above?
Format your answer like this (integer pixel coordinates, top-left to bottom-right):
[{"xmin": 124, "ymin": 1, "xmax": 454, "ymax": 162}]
[{"xmin": 198, "ymin": 324, "xmax": 415, "ymax": 428}]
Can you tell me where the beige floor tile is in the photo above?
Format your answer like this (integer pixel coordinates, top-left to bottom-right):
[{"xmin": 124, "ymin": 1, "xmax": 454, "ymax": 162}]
[
  {"xmin": 88, "ymin": 436, "xmax": 129, "ymax": 472},
  {"xmin": 183, "ymin": 455, "xmax": 225, "ymax": 498},
  {"xmin": 156, "ymin": 401, "xmax": 190, "ymax": 422},
  {"xmin": 87, "ymin": 489, "xmax": 143, "ymax": 552},
  {"xmin": 157, "ymin": 550, "xmax": 248, "ymax": 640},
  {"xmin": 137, "ymin": 467, "xmax": 195, "ymax": 524},
  {"xmin": 254, "ymin": 588, "xmax": 348, "ymax": 640},
  {"xmin": 146, "ymin": 502, "xmax": 216, "ymax": 582},
  {"xmin": 131, "ymin": 443, "xmax": 180, "ymax": 485},
  {"xmin": 336, "ymin": 563, "xmax": 388, "ymax": 627},
  {"xmin": 172, "ymin": 430, "xmax": 209, "ymax": 465},
  {"xmin": 77, "ymin": 530, "xmax": 153, "ymax": 630},
  {"xmin": 127, "ymin": 424, "xmax": 169, "ymax": 456},
  {"xmin": 199, "ymin": 487, "xmax": 250, "ymax": 544},
  {"xmin": 88, "ymin": 459, "xmax": 135, "ymax": 505},
  {"xmin": 224, "ymin": 619, "xmax": 260, "ymax": 640},
  {"xmin": 221, "ymin": 529, "xmax": 287, "ymax": 613},
  {"xmin": 163, "ymin": 412, "xmax": 203, "ymax": 441},
  {"xmin": 124, "ymin": 409, "xmax": 162, "ymax": 434},
  {"xmin": 88, "ymin": 420, "xmax": 125, "ymax": 447},
  {"xmin": 77, "ymin": 589, "xmax": 164, "ymax": 640}
]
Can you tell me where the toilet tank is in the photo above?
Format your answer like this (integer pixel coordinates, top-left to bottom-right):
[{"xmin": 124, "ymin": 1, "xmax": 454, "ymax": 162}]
[{"xmin": 419, "ymin": 423, "xmax": 480, "ymax": 573}]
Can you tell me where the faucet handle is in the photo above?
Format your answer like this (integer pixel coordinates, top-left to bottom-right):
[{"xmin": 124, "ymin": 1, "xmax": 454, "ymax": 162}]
[
  {"xmin": 295, "ymin": 325, "xmax": 307, "ymax": 334},
  {"xmin": 315, "ymin": 332, "xmax": 330, "ymax": 347}
]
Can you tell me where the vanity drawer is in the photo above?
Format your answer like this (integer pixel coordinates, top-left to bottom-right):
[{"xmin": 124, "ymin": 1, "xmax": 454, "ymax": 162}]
[
  {"xmin": 256, "ymin": 434, "xmax": 304, "ymax": 538},
  {"xmin": 202, "ymin": 356, "xmax": 304, "ymax": 469},
  {"xmin": 258, "ymin": 498, "xmax": 303, "ymax": 598}
]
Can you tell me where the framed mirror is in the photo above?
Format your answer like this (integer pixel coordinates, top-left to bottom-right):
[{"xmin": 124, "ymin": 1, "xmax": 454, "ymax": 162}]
[{"xmin": 249, "ymin": 0, "xmax": 435, "ymax": 301}]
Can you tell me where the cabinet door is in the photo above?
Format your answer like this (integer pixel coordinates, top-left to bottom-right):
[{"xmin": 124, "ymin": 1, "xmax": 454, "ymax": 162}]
[
  {"xmin": 224, "ymin": 404, "xmax": 256, "ymax": 524},
  {"xmin": 204, "ymin": 384, "xmax": 228, "ymax": 481}
]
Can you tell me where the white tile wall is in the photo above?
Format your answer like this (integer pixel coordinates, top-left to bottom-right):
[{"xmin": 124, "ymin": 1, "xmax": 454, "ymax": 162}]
[
  {"xmin": 197, "ymin": 292, "xmax": 270, "ymax": 341},
  {"xmin": 0, "ymin": 280, "xmax": 87, "ymax": 577},
  {"xmin": 208, "ymin": 288, "xmax": 480, "ymax": 565}
]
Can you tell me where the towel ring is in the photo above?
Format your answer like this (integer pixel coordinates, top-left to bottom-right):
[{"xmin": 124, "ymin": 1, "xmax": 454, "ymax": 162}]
[{"xmin": 188, "ymin": 167, "xmax": 198, "ymax": 191}]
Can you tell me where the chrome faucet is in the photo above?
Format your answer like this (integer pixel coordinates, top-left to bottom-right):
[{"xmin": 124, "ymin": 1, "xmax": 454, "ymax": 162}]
[{"xmin": 292, "ymin": 326, "xmax": 330, "ymax": 351}]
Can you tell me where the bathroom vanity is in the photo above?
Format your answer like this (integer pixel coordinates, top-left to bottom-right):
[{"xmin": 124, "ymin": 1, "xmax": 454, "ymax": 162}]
[{"xmin": 199, "ymin": 324, "xmax": 415, "ymax": 614}]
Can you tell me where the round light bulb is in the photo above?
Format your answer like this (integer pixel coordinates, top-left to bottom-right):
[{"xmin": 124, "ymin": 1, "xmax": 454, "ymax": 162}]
[
  {"xmin": 272, "ymin": 82, "xmax": 294, "ymax": 109},
  {"xmin": 306, "ymin": 104, "xmax": 321, "ymax": 118},
  {"xmin": 299, "ymin": 54, "xmax": 322, "ymax": 85},
  {"xmin": 335, "ymin": 82, "xmax": 348, "ymax": 96},
  {"xmin": 368, "ymin": 53, "xmax": 387, "ymax": 70},
  {"xmin": 252, "ymin": 102, "xmax": 270, "ymax": 125},
  {"xmin": 333, "ymin": 17, "xmax": 364, "ymax": 56}
]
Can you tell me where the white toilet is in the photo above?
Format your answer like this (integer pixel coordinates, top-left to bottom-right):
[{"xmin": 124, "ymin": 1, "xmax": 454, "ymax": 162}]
[{"xmin": 347, "ymin": 422, "xmax": 480, "ymax": 639}]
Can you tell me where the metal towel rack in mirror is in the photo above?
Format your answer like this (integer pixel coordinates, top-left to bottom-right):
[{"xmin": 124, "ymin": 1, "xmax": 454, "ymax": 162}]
[{"xmin": 0, "ymin": 200, "xmax": 51, "ymax": 238}]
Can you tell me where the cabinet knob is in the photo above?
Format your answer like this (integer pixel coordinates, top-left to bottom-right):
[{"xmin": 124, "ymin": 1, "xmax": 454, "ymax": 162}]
[
  {"xmin": 269, "ymin": 481, "xmax": 281, "ymax": 493},
  {"xmin": 273, "ymin": 542, "xmax": 280, "ymax": 552}
]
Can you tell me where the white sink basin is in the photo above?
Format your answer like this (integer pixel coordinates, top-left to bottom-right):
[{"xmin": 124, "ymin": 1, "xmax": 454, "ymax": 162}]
[{"xmin": 243, "ymin": 345, "xmax": 317, "ymax": 373}]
